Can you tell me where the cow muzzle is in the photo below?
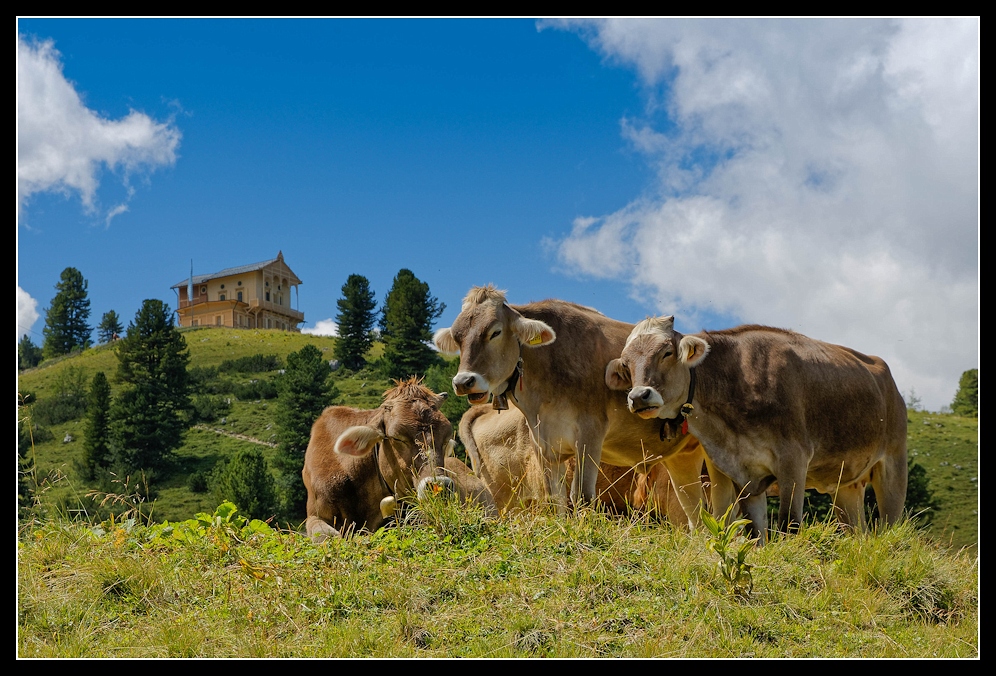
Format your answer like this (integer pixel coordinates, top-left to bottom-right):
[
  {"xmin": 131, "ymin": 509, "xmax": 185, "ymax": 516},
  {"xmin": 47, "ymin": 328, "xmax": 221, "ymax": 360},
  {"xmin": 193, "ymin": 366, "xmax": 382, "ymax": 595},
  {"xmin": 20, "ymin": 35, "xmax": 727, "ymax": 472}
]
[
  {"xmin": 416, "ymin": 475, "xmax": 458, "ymax": 500},
  {"xmin": 628, "ymin": 386, "xmax": 665, "ymax": 419},
  {"xmin": 453, "ymin": 372, "xmax": 491, "ymax": 405}
]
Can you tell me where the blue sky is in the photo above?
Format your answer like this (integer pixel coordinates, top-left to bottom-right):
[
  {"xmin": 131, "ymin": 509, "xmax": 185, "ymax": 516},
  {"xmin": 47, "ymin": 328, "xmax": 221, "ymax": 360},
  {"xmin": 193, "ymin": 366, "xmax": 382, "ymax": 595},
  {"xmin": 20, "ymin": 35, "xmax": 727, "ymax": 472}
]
[{"xmin": 17, "ymin": 18, "xmax": 978, "ymax": 412}]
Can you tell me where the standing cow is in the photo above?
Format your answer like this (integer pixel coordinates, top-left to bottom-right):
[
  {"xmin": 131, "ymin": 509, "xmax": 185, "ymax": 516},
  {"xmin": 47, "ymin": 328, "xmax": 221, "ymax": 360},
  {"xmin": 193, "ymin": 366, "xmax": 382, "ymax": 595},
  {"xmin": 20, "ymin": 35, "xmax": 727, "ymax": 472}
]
[
  {"xmin": 303, "ymin": 377, "xmax": 495, "ymax": 541},
  {"xmin": 606, "ymin": 316, "xmax": 908, "ymax": 541},
  {"xmin": 434, "ymin": 285, "xmax": 732, "ymax": 528}
]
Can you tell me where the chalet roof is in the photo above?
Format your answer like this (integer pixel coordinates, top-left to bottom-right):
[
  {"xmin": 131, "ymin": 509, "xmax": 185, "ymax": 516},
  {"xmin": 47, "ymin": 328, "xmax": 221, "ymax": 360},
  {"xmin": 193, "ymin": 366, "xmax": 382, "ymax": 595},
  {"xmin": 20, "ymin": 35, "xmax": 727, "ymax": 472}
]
[{"xmin": 171, "ymin": 251, "xmax": 301, "ymax": 289}]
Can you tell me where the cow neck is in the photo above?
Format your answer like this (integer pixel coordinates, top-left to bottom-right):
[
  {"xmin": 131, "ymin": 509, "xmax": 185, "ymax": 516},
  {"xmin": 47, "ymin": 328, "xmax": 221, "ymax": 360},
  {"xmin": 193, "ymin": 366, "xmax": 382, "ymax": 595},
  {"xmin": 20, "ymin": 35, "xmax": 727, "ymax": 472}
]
[
  {"xmin": 491, "ymin": 355, "xmax": 524, "ymax": 411},
  {"xmin": 658, "ymin": 367, "xmax": 696, "ymax": 441},
  {"xmin": 371, "ymin": 442, "xmax": 395, "ymax": 496}
]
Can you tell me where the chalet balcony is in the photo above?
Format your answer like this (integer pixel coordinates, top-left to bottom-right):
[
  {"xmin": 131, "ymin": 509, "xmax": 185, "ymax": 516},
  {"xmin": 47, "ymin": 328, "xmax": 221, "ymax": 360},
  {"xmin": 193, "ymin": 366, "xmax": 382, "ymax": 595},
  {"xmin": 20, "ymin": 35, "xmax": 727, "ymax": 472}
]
[{"xmin": 178, "ymin": 296, "xmax": 304, "ymax": 322}]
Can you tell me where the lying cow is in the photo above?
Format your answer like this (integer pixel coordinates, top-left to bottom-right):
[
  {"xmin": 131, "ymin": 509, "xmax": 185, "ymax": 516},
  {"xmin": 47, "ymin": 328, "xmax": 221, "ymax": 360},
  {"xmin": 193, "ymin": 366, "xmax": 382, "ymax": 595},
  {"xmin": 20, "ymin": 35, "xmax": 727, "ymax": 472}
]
[
  {"xmin": 303, "ymin": 377, "xmax": 496, "ymax": 541},
  {"xmin": 434, "ymin": 285, "xmax": 732, "ymax": 528},
  {"xmin": 606, "ymin": 316, "xmax": 908, "ymax": 541},
  {"xmin": 460, "ymin": 404, "xmax": 700, "ymax": 525}
]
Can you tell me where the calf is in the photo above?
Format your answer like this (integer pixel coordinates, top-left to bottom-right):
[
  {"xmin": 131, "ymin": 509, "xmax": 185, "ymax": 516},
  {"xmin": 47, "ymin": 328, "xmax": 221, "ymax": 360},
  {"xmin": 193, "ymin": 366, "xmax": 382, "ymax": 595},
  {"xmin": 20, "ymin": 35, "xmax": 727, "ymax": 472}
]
[
  {"xmin": 606, "ymin": 317, "xmax": 908, "ymax": 541},
  {"xmin": 303, "ymin": 377, "xmax": 494, "ymax": 541}
]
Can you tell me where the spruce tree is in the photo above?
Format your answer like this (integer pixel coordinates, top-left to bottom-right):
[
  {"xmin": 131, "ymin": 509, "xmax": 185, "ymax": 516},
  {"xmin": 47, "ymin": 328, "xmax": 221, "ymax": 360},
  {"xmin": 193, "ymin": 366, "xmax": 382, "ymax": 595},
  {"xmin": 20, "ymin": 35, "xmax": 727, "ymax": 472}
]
[
  {"xmin": 274, "ymin": 344, "xmax": 339, "ymax": 518},
  {"xmin": 108, "ymin": 299, "xmax": 191, "ymax": 480},
  {"xmin": 77, "ymin": 371, "xmax": 111, "ymax": 481},
  {"xmin": 333, "ymin": 274, "xmax": 377, "ymax": 371},
  {"xmin": 212, "ymin": 447, "xmax": 278, "ymax": 521},
  {"xmin": 18, "ymin": 335, "xmax": 43, "ymax": 370},
  {"xmin": 97, "ymin": 310, "xmax": 124, "ymax": 344},
  {"xmin": 379, "ymin": 269, "xmax": 445, "ymax": 380},
  {"xmin": 951, "ymin": 368, "xmax": 978, "ymax": 418},
  {"xmin": 42, "ymin": 267, "xmax": 92, "ymax": 358}
]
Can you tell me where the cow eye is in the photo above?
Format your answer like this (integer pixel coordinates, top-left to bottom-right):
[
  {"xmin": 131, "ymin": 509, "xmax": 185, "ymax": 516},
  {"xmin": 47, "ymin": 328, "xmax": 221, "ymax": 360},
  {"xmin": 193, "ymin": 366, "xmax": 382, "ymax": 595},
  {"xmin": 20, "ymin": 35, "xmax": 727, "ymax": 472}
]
[
  {"xmin": 662, "ymin": 350, "xmax": 673, "ymax": 360},
  {"xmin": 489, "ymin": 329, "xmax": 501, "ymax": 340}
]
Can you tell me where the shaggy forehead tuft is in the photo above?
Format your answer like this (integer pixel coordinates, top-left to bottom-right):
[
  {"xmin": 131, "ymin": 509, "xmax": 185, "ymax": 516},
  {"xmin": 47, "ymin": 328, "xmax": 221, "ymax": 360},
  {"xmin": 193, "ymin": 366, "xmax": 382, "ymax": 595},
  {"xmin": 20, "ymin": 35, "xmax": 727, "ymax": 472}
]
[
  {"xmin": 626, "ymin": 316, "xmax": 674, "ymax": 347},
  {"xmin": 462, "ymin": 284, "xmax": 507, "ymax": 311},
  {"xmin": 383, "ymin": 376, "xmax": 437, "ymax": 404}
]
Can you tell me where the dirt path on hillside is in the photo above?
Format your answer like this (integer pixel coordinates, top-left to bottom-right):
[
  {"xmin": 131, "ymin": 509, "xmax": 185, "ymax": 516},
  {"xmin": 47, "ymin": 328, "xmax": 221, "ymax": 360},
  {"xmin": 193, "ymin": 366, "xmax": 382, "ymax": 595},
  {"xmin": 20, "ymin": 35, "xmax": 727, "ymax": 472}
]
[{"xmin": 192, "ymin": 424, "xmax": 278, "ymax": 448}]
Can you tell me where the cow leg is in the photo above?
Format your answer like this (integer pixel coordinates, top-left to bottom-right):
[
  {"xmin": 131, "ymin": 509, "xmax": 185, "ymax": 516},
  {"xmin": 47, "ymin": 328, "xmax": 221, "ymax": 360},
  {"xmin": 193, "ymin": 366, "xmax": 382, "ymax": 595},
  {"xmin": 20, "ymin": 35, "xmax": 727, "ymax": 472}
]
[
  {"xmin": 741, "ymin": 493, "xmax": 769, "ymax": 544},
  {"xmin": 871, "ymin": 449, "xmax": 908, "ymax": 527},
  {"xmin": 662, "ymin": 453, "xmax": 708, "ymax": 530},
  {"xmin": 833, "ymin": 481, "xmax": 867, "ymax": 531},
  {"xmin": 305, "ymin": 515, "xmax": 342, "ymax": 543},
  {"xmin": 570, "ymin": 443, "xmax": 602, "ymax": 506},
  {"xmin": 775, "ymin": 477, "xmax": 806, "ymax": 535},
  {"xmin": 544, "ymin": 458, "xmax": 570, "ymax": 513},
  {"xmin": 703, "ymin": 455, "xmax": 736, "ymax": 520}
]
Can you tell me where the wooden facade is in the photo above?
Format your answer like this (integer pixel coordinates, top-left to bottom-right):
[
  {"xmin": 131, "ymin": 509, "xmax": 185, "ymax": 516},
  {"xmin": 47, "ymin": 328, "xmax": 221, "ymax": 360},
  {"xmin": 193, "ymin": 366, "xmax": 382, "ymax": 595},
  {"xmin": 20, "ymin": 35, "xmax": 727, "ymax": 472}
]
[{"xmin": 171, "ymin": 251, "xmax": 304, "ymax": 331}]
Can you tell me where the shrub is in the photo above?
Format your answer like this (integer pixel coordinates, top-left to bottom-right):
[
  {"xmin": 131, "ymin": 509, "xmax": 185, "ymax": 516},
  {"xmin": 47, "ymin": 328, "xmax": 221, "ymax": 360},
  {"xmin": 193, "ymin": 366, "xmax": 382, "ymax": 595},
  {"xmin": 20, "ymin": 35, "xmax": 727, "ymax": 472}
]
[
  {"xmin": 219, "ymin": 353, "xmax": 283, "ymax": 374},
  {"xmin": 211, "ymin": 448, "xmax": 278, "ymax": 521}
]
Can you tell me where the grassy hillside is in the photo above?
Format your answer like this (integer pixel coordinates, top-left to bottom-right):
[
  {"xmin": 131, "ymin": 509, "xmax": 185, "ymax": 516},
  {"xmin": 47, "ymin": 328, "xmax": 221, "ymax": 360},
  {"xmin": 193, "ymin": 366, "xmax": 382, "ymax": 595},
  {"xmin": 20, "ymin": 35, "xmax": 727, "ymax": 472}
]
[
  {"xmin": 17, "ymin": 327, "xmax": 979, "ymax": 550},
  {"xmin": 17, "ymin": 501, "xmax": 979, "ymax": 658}
]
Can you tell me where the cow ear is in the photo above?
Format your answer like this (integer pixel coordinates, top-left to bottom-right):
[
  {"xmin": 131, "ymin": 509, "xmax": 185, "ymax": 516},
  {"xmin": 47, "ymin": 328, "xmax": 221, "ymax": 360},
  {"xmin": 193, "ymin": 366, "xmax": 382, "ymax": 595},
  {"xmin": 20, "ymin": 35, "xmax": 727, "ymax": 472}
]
[
  {"xmin": 433, "ymin": 327, "xmax": 460, "ymax": 355},
  {"xmin": 605, "ymin": 358, "xmax": 632, "ymax": 390},
  {"xmin": 432, "ymin": 391, "xmax": 448, "ymax": 408},
  {"xmin": 512, "ymin": 316, "xmax": 556, "ymax": 347},
  {"xmin": 334, "ymin": 425, "xmax": 384, "ymax": 457},
  {"xmin": 678, "ymin": 335, "xmax": 710, "ymax": 367}
]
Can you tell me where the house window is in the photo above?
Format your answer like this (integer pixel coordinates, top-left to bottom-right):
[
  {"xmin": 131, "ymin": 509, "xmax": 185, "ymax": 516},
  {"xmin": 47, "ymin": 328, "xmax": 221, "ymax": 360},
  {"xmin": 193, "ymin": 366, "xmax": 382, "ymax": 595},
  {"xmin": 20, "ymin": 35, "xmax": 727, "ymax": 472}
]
[
  {"xmin": 220, "ymin": 294, "xmax": 226, "ymax": 301},
  {"xmin": 201, "ymin": 286, "xmax": 207, "ymax": 294},
  {"xmin": 265, "ymin": 291, "xmax": 270, "ymax": 302},
  {"xmin": 192, "ymin": 319, "xmax": 199, "ymax": 327},
  {"xmin": 216, "ymin": 316, "xmax": 222, "ymax": 326},
  {"xmin": 237, "ymin": 291, "xmax": 243, "ymax": 302},
  {"xmin": 266, "ymin": 318, "xmax": 272, "ymax": 328}
]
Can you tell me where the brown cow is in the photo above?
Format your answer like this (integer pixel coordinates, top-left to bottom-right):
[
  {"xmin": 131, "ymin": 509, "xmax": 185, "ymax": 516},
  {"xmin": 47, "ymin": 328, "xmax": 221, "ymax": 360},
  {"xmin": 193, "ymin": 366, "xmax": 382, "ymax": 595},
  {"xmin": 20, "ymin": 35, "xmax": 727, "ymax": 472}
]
[
  {"xmin": 460, "ymin": 404, "xmax": 699, "ymax": 525},
  {"xmin": 434, "ymin": 285, "xmax": 733, "ymax": 527},
  {"xmin": 606, "ymin": 316, "xmax": 908, "ymax": 542},
  {"xmin": 303, "ymin": 377, "xmax": 496, "ymax": 542}
]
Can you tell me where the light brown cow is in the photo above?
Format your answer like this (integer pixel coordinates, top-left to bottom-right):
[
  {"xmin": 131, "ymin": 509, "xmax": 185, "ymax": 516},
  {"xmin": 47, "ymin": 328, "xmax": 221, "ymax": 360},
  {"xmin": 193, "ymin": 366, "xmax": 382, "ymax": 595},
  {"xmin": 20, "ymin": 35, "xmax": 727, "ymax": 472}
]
[
  {"xmin": 303, "ymin": 377, "xmax": 496, "ymax": 541},
  {"xmin": 434, "ymin": 285, "xmax": 733, "ymax": 527},
  {"xmin": 606, "ymin": 317, "xmax": 908, "ymax": 542},
  {"xmin": 459, "ymin": 404, "xmax": 700, "ymax": 525}
]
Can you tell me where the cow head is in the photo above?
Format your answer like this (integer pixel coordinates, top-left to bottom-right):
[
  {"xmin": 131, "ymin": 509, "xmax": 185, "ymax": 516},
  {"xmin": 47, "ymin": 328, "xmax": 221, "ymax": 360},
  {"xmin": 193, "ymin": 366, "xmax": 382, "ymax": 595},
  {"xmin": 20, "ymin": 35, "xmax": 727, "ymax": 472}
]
[
  {"xmin": 605, "ymin": 316, "xmax": 710, "ymax": 420},
  {"xmin": 334, "ymin": 378, "xmax": 456, "ymax": 496},
  {"xmin": 433, "ymin": 285, "xmax": 555, "ymax": 405}
]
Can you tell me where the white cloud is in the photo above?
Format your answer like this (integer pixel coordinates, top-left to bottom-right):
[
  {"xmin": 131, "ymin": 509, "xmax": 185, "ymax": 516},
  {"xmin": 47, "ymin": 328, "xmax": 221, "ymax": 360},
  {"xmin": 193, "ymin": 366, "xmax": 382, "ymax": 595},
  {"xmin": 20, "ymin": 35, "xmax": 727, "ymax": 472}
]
[
  {"xmin": 16, "ymin": 35, "xmax": 181, "ymax": 222},
  {"xmin": 17, "ymin": 286, "xmax": 40, "ymax": 343},
  {"xmin": 302, "ymin": 319, "xmax": 339, "ymax": 337},
  {"xmin": 548, "ymin": 18, "xmax": 979, "ymax": 411}
]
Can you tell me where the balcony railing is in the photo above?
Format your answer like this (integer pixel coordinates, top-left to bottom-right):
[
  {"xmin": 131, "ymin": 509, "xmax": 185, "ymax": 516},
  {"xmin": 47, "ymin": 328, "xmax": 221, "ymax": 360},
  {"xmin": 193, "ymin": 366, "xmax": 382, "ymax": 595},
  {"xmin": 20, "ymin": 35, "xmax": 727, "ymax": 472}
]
[{"xmin": 178, "ymin": 297, "xmax": 304, "ymax": 322}]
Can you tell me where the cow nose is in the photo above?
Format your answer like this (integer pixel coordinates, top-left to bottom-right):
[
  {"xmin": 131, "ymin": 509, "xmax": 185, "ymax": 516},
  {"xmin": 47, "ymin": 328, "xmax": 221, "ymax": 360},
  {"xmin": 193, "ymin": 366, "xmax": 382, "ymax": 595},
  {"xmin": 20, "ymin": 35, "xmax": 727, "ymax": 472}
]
[
  {"xmin": 453, "ymin": 373, "xmax": 476, "ymax": 391},
  {"xmin": 631, "ymin": 387, "xmax": 653, "ymax": 402}
]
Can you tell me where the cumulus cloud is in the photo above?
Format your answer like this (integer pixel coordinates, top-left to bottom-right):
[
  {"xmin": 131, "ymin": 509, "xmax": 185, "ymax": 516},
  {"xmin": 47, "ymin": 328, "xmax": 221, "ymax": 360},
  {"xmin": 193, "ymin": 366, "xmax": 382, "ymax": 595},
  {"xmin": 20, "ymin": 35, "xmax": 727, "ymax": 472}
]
[
  {"xmin": 17, "ymin": 286, "xmax": 40, "ymax": 343},
  {"xmin": 546, "ymin": 18, "xmax": 979, "ymax": 411},
  {"xmin": 16, "ymin": 35, "xmax": 181, "ymax": 222},
  {"xmin": 302, "ymin": 319, "xmax": 339, "ymax": 337}
]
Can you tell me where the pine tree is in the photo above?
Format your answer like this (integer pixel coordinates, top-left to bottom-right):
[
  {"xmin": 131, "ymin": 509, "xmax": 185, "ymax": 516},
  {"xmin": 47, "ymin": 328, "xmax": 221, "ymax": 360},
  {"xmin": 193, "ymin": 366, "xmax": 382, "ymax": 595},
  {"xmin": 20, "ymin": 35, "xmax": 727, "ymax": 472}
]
[
  {"xmin": 97, "ymin": 310, "xmax": 124, "ymax": 344},
  {"xmin": 77, "ymin": 371, "xmax": 111, "ymax": 481},
  {"xmin": 333, "ymin": 274, "xmax": 377, "ymax": 371},
  {"xmin": 273, "ymin": 344, "xmax": 339, "ymax": 518},
  {"xmin": 951, "ymin": 368, "xmax": 978, "ymax": 418},
  {"xmin": 108, "ymin": 300, "xmax": 191, "ymax": 480},
  {"xmin": 212, "ymin": 447, "xmax": 278, "ymax": 521},
  {"xmin": 42, "ymin": 267, "xmax": 92, "ymax": 358},
  {"xmin": 18, "ymin": 335, "xmax": 43, "ymax": 370},
  {"xmin": 379, "ymin": 269, "xmax": 445, "ymax": 380}
]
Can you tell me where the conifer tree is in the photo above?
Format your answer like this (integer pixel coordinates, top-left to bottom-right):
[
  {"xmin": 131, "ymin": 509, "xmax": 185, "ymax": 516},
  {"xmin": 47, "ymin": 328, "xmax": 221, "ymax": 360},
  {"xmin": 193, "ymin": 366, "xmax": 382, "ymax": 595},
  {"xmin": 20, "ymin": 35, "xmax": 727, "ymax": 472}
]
[
  {"xmin": 108, "ymin": 300, "xmax": 191, "ymax": 480},
  {"xmin": 212, "ymin": 447, "xmax": 278, "ymax": 521},
  {"xmin": 273, "ymin": 344, "xmax": 339, "ymax": 518},
  {"xmin": 18, "ymin": 335, "xmax": 43, "ymax": 370},
  {"xmin": 97, "ymin": 310, "xmax": 124, "ymax": 344},
  {"xmin": 951, "ymin": 368, "xmax": 978, "ymax": 418},
  {"xmin": 77, "ymin": 371, "xmax": 111, "ymax": 481},
  {"xmin": 379, "ymin": 269, "xmax": 445, "ymax": 380},
  {"xmin": 333, "ymin": 274, "xmax": 377, "ymax": 371},
  {"xmin": 42, "ymin": 267, "xmax": 92, "ymax": 358}
]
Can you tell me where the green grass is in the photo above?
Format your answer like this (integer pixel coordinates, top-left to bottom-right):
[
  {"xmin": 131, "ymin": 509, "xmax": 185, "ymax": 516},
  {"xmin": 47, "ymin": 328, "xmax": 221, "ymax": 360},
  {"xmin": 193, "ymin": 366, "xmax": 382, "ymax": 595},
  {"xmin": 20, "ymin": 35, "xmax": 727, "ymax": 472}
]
[{"xmin": 17, "ymin": 501, "xmax": 979, "ymax": 658}]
